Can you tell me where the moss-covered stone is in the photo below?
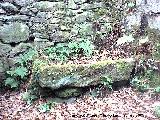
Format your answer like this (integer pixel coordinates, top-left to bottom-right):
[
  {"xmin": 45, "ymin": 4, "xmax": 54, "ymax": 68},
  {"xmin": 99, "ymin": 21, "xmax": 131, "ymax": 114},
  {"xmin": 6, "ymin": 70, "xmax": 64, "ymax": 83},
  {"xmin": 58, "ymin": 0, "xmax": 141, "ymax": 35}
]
[
  {"xmin": 33, "ymin": 58, "xmax": 135, "ymax": 91},
  {"xmin": 54, "ymin": 87, "xmax": 82, "ymax": 98}
]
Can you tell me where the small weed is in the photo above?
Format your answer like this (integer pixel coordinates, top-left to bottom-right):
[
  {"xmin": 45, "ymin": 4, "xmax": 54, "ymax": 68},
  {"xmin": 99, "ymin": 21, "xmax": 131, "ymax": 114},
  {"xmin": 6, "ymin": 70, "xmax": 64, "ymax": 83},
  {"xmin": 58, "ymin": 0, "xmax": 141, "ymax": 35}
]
[
  {"xmin": 4, "ymin": 48, "xmax": 37, "ymax": 89},
  {"xmin": 154, "ymin": 106, "xmax": 160, "ymax": 118},
  {"xmin": 44, "ymin": 39, "xmax": 94, "ymax": 62},
  {"xmin": 101, "ymin": 75, "xmax": 113, "ymax": 90},
  {"xmin": 38, "ymin": 100, "xmax": 55, "ymax": 113},
  {"xmin": 131, "ymin": 77, "xmax": 149, "ymax": 92},
  {"xmin": 154, "ymin": 86, "xmax": 160, "ymax": 93},
  {"xmin": 4, "ymin": 77, "xmax": 19, "ymax": 88},
  {"xmin": 22, "ymin": 91, "xmax": 38, "ymax": 105}
]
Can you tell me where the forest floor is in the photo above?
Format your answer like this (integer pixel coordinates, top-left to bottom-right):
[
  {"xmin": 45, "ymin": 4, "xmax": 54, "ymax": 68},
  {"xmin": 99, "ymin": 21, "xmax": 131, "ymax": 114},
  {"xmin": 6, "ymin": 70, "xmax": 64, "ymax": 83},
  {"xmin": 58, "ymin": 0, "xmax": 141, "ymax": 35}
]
[{"xmin": 0, "ymin": 87, "xmax": 160, "ymax": 120}]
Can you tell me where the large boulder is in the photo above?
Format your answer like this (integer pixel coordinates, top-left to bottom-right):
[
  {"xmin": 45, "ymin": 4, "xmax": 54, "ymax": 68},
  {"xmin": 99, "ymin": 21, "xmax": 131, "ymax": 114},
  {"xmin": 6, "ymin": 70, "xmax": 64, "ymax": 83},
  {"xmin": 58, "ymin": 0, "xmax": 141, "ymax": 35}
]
[
  {"xmin": 32, "ymin": 58, "xmax": 135, "ymax": 97},
  {"xmin": 0, "ymin": 22, "xmax": 29, "ymax": 43}
]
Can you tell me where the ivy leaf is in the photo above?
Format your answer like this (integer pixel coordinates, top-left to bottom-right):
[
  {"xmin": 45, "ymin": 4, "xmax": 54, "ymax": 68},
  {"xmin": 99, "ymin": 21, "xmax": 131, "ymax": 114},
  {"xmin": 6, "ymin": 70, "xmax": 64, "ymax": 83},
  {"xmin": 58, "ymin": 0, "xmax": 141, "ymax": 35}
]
[
  {"xmin": 79, "ymin": 40, "xmax": 94, "ymax": 56},
  {"xmin": 38, "ymin": 103, "xmax": 51, "ymax": 113},
  {"xmin": 15, "ymin": 66, "xmax": 28, "ymax": 79},
  {"xmin": 4, "ymin": 78, "xmax": 19, "ymax": 88},
  {"xmin": 6, "ymin": 70, "xmax": 15, "ymax": 76},
  {"xmin": 155, "ymin": 86, "xmax": 160, "ymax": 93},
  {"xmin": 128, "ymin": 2, "xmax": 135, "ymax": 8}
]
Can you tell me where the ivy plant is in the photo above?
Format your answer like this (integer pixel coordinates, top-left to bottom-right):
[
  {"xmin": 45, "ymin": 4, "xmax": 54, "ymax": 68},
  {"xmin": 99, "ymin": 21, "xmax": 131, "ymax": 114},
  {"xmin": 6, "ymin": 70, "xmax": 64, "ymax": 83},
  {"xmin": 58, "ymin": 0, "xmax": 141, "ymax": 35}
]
[
  {"xmin": 44, "ymin": 39, "xmax": 94, "ymax": 62},
  {"xmin": 4, "ymin": 48, "xmax": 37, "ymax": 89},
  {"xmin": 101, "ymin": 75, "xmax": 113, "ymax": 90},
  {"xmin": 131, "ymin": 77, "xmax": 150, "ymax": 92},
  {"xmin": 154, "ymin": 106, "xmax": 160, "ymax": 118}
]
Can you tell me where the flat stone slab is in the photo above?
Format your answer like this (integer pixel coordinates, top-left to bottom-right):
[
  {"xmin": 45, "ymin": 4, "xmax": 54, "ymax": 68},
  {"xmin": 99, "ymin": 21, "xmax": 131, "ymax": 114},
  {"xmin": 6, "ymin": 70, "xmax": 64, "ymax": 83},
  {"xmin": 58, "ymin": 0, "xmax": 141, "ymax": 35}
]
[{"xmin": 33, "ymin": 58, "xmax": 135, "ymax": 90}]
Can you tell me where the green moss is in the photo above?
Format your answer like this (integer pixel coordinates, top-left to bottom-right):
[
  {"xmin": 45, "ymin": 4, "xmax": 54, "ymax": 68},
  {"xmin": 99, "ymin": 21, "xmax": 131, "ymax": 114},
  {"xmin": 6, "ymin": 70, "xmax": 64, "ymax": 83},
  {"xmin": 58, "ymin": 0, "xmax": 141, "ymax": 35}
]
[
  {"xmin": 116, "ymin": 61, "xmax": 132, "ymax": 73},
  {"xmin": 40, "ymin": 59, "xmax": 128, "ymax": 79},
  {"xmin": 36, "ymin": 59, "xmax": 134, "ymax": 81},
  {"xmin": 34, "ymin": 58, "xmax": 134, "ymax": 90},
  {"xmin": 55, "ymin": 88, "xmax": 82, "ymax": 98}
]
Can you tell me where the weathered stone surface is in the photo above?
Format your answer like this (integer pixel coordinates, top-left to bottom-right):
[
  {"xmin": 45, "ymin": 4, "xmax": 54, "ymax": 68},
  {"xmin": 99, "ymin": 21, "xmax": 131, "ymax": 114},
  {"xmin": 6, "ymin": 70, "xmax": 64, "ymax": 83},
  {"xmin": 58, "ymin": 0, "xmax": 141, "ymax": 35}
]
[
  {"xmin": 32, "ymin": 32, "xmax": 49, "ymax": 39},
  {"xmin": 14, "ymin": 0, "xmax": 37, "ymax": 7},
  {"xmin": 73, "ymin": 12, "xmax": 88, "ymax": 23},
  {"xmin": 138, "ymin": 1, "xmax": 160, "ymax": 13},
  {"xmin": 81, "ymin": 3, "xmax": 92, "ymax": 10},
  {"xmin": 49, "ymin": 31, "xmax": 66, "ymax": 42},
  {"xmin": 20, "ymin": 7, "xmax": 35, "ymax": 16},
  {"xmin": 0, "ymin": 22, "xmax": 29, "ymax": 43},
  {"xmin": 36, "ymin": 12, "xmax": 52, "ymax": 19},
  {"xmin": 0, "ymin": 8, "xmax": 6, "ymax": 14},
  {"xmin": 74, "ymin": 0, "xmax": 87, "ymax": 5},
  {"xmin": 33, "ymin": 37, "xmax": 54, "ymax": 50},
  {"xmin": 0, "ymin": 2, "xmax": 19, "ymax": 14},
  {"xmin": 0, "ymin": 57, "xmax": 9, "ymax": 80},
  {"xmin": 125, "ymin": 0, "xmax": 160, "ymax": 30},
  {"xmin": 33, "ymin": 58, "xmax": 135, "ymax": 91},
  {"xmin": 54, "ymin": 87, "xmax": 83, "ymax": 98},
  {"xmin": 32, "ymin": 1, "xmax": 65, "ymax": 11},
  {"xmin": 68, "ymin": 0, "xmax": 79, "ymax": 10},
  {"xmin": 0, "ymin": 42, "xmax": 12, "ymax": 57},
  {"xmin": 0, "ymin": 15, "xmax": 29, "ymax": 22},
  {"xmin": 30, "ymin": 23, "xmax": 46, "ymax": 33},
  {"xmin": 9, "ymin": 43, "xmax": 33, "ymax": 57}
]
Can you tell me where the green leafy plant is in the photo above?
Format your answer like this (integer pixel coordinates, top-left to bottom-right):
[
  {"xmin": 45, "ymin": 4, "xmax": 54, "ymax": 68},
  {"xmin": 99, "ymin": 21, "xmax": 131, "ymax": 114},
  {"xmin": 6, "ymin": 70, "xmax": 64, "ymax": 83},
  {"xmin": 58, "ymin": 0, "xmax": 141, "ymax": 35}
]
[
  {"xmin": 154, "ymin": 106, "xmax": 160, "ymax": 118},
  {"xmin": 44, "ymin": 39, "xmax": 94, "ymax": 62},
  {"xmin": 4, "ymin": 77, "xmax": 19, "ymax": 88},
  {"xmin": 4, "ymin": 48, "xmax": 37, "ymax": 89},
  {"xmin": 22, "ymin": 91, "xmax": 38, "ymax": 105},
  {"xmin": 38, "ymin": 103, "xmax": 51, "ymax": 113},
  {"xmin": 101, "ymin": 75, "xmax": 113, "ymax": 90},
  {"xmin": 38, "ymin": 100, "xmax": 55, "ymax": 113},
  {"xmin": 131, "ymin": 77, "xmax": 149, "ymax": 92},
  {"xmin": 154, "ymin": 86, "xmax": 160, "ymax": 93}
]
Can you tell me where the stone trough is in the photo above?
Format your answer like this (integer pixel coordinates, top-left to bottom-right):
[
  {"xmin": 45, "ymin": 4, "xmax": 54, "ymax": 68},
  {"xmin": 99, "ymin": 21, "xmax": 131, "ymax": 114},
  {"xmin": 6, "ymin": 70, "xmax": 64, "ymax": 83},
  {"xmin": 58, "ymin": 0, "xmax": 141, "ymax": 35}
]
[{"xmin": 32, "ymin": 58, "xmax": 135, "ymax": 98}]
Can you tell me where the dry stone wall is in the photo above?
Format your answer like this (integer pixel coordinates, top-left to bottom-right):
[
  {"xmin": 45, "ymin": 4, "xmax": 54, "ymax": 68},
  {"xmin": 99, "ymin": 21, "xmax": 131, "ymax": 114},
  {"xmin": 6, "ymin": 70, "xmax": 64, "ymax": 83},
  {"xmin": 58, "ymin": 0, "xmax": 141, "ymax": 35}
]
[
  {"xmin": 0, "ymin": 0, "xmax": 160, "ymax": 82},
  {"xmin": 0, "ymin": 0, "xmax": 110, "ymax": 82}
]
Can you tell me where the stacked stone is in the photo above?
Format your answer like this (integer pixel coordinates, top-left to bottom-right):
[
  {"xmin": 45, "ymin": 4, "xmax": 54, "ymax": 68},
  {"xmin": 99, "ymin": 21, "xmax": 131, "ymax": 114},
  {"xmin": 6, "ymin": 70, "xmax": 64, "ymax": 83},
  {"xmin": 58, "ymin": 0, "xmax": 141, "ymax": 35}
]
[
  {"xmin": 0, "ymin": 0, "xmax": 160, "ymax": 82},
  {"xmin": 0, "ymin": 0, "xmax": 107, "ymax": 81}
]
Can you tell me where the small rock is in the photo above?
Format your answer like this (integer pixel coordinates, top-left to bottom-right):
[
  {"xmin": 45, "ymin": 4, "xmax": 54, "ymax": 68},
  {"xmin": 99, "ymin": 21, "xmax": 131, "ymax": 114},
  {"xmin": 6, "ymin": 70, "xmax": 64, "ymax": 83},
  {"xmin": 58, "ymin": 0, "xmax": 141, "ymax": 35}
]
[
  {"xmin": 9, "ymin": 43, "xmax": 33, "ymax": 57},
  {"xmin": 0, "ymin": 15, "xmax": 29, "ymax": 22},
  {"xmin": 0, "ymin": 22, "xmax": 29, "ymax": 43},
  {"xmin": 0, "ymin": 2, "xmax": 19, "ymax": 14},
  {"xmin": 0, "ymin": 8, "xmax": 6, "ymax": 14},
  {"xmin": 0, "ymin": 42, "xmax": 12, "ymax": 57},
  {"xmin": 14, "ymin": 0, "xmax": 37, "ymax": 7},
  {"xmin": 20, "ymin": 7, "xmax": 35, "ymax": 16}
]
